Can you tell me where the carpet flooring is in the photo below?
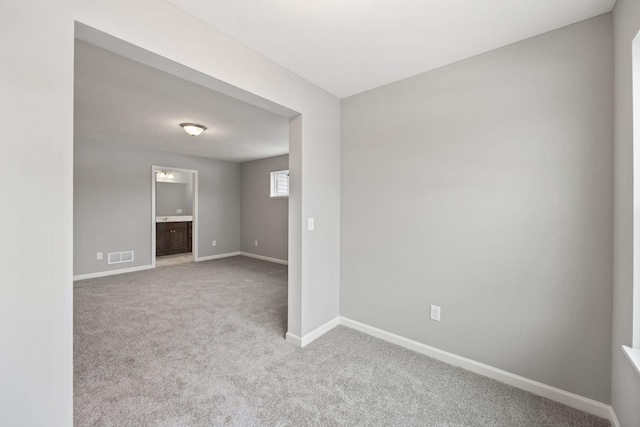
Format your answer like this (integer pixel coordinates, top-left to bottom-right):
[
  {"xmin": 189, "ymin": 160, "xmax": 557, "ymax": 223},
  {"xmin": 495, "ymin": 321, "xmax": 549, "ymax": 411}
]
[{"xmin": 74, "ymin": 256, "xmax": 609, "ymax": 426}]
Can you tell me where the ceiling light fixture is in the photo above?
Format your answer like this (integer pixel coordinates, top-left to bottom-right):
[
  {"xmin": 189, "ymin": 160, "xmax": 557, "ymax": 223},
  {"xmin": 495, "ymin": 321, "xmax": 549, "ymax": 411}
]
[{"xmin": 180, "ymin": 122, "xmax": 206, "ymax": 136}]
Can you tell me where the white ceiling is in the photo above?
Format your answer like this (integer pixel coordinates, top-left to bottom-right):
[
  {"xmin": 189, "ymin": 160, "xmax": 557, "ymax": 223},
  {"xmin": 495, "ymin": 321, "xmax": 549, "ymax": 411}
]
[
  {"xmin": 165, "ymin": 0, "xmax": 616, "ymax": 98},
  {"xmin": 74, "ymin": 40, "xmax": 290, "ymax": 163}
]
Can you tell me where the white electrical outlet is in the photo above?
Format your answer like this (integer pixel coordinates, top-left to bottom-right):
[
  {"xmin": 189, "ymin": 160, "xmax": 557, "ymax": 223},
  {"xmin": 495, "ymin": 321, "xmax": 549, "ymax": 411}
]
[
  {"xmin": 255, "ymin": 240, "xmax": 258, "ymax": 246},
  {"xmin": 308, "ymin": 217, "xmax": 315, "ymax": 231},
  {"xmin": 212, "ymin": 240, "xmax": 216, "ymax": 246},
  {"xmin": 177, "ymin": 208, "xmax": 183, "ymax": 214},
  {"xmin": 96, "ymin": 252, "xmax": 103, "ymax": 260},
  {"xmin": 430, "ymin": 305, "xmax": 441, "ymax": 322}
]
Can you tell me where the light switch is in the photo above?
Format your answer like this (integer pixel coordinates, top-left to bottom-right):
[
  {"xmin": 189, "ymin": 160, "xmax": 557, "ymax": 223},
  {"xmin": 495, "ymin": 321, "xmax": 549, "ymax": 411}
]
[
  {"xmin": 308, "ymin": 217, "xmax": 315, "ymax": 231},
  {"xmin": 430, "ymin": 305, "xmax": 441, "ymax": 322},
  {"xmin": 177, "ymin": 208, "xmax": 183, "ymax": 214}
]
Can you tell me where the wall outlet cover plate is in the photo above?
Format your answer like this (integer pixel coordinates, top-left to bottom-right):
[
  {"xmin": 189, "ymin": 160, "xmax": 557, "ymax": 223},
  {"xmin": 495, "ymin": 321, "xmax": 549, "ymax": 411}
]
[{"xmin": 430, "ymin": 305, "xmax": 441, "ymax": 321}]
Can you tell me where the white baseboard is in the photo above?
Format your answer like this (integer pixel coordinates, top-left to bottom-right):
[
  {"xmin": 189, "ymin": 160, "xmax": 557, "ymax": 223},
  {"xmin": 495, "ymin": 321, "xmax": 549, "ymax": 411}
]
[
  {"xmin": 76, "ymin": 252, "xmax": 242, "ymax": 279},
  {"xmin": 339, "ymin": 317, "xmax": 611, "ymax": 420},
  {"xmin": 285, "ymin": 332, "xmax": 302, "ymax": 347},
  {"xmin": 73, "ymin": 264, "xmax": 154, "ymax": 281},
  {"xmin": 302, "ymin": 317, "xmax": 340, "ymax": 347},
  {"xmin": 195, "ymin": 252, "xmax": 241, "ymax": 262},
  {"xmin": 240, "ymin": 252, "xmax": 288, "ymax": 265},
  {"xmin": 609, "ymin": 406, "xmax": 621, "ymax": 427},
  {"xmin": 286, "ymin": 316, "xmax": 341, "ymax": 348}
]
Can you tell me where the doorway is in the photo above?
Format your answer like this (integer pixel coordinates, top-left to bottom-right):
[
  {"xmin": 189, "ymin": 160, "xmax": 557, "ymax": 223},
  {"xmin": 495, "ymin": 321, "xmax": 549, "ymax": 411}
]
[
  {"xmin": 74, "ymin": 22, "xmax": 305, "ymax": 339},
  {"xmin": 152, "ymin": 166, "xmax": 198, "ymax": 268}
]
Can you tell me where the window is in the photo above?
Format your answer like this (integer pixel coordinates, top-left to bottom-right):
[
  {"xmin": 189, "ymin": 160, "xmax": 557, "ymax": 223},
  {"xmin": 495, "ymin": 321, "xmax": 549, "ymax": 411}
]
[{"xmin": 270, "ymin": 170, "xmax": 289, "ymax": 198}]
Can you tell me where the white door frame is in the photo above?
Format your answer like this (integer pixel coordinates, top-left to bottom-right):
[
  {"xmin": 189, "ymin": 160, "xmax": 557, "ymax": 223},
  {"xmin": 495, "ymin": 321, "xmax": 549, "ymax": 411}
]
[{"xmin": 151, "ymin": 165, "xmax": 199, "ymax": 267}]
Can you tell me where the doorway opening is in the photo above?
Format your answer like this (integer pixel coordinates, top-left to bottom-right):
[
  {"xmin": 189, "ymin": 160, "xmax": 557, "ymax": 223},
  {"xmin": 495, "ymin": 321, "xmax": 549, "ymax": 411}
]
[
  {"xmin": 73, "ymin": 21, "xmax": 302, "ymax": 340},
  {"xmin": 152, "ymin": 166, "xmax": 198, "ymax": 268}
]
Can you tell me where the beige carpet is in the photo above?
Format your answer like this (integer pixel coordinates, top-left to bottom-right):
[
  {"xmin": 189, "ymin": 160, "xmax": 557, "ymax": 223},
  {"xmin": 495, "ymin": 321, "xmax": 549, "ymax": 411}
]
[{"xmin": 74, "ymin": 256, "xmax": 609, "ymax": 426}]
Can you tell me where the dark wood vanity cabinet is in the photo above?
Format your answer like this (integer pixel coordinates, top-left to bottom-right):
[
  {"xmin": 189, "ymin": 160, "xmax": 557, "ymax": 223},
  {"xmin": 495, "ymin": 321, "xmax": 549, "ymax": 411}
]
[{"xmin": 156, "ymin": 222, "xmax": 192, "ymax": 256}]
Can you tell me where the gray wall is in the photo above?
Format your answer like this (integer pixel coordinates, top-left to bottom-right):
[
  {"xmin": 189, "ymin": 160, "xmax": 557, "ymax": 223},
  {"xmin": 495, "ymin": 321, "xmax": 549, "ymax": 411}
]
[
  {"xmin": 341, "ymin": 14, "xmax": 613, "ymax": 403},
  {"xmin": 74, "ymin": 139, "xmax": 241, "ymax": 276},
  {"xmin": 156, "ymin": 181, "xmax": 193, "ymax": 216},
  {"xmin": 612, "ymin": 0, "xmax": 640, "ymax": 425},
  {"xmin": 240, "ymin": 155, "xmax": 288, "ymax": 261}
]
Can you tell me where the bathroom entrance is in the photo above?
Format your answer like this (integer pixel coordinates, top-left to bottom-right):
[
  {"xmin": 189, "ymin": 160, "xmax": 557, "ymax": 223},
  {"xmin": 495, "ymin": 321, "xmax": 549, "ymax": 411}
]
[{"xmin": 152, "ymin": 166, "xmax": 198, "ymax": 267}]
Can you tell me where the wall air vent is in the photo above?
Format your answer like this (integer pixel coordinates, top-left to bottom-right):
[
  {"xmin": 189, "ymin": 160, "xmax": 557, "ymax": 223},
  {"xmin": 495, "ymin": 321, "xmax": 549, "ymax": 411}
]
[{"xmin": 108, "ymin": 251, "xmax": 135, "ymax": 265}]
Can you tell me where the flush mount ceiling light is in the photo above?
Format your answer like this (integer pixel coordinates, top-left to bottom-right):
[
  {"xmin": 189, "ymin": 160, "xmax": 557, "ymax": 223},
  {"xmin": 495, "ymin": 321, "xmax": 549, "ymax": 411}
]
[
  {"xmin": 157, "ymin": 170, "xmax": 174, "ymax": 179},
  {"xmin": 180, "ymin": 122, "xmax": 206, "ymax": 136}
]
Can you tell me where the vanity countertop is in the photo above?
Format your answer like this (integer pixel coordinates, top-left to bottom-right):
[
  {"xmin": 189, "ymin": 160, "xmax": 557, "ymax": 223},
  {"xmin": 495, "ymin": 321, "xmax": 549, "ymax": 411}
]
[{"xmin": 156, "ymin": 215, "xmax": 193, "ymax": 223}]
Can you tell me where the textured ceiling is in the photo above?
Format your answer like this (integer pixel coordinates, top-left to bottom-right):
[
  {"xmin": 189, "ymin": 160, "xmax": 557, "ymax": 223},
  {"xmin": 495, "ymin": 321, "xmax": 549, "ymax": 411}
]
[
  {"xmin": 165, "ymin": 0, "xmax": 616, "ymax": 98},
  {"xmin": 74, "ymin": 40, "xmax": 289, "ymax": 163}
]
